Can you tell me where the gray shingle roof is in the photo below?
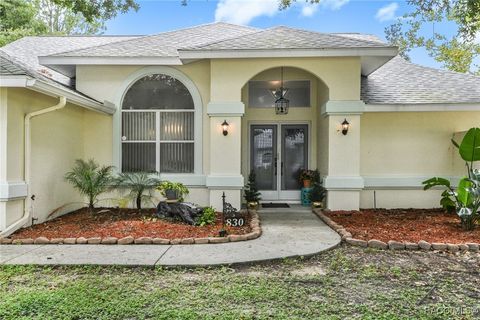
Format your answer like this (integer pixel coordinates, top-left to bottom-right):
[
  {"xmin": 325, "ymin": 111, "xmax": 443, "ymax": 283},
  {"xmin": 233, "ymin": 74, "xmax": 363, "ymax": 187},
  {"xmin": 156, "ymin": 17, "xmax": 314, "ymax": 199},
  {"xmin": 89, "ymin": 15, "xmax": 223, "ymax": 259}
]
[
  {"xmin": 361, "ymin": 56, "xmax": 480, "ymax": 105},
  {"xmin": 181, "ymin": 26, "xmax": 391, "ymax": 51},
  {"xmin": 1, "ymin": 35, "xmax": 138, "ymax": 84},
  {"xmin": 50, "ymin": 22, "xmax": 259, "ymax": 57}
]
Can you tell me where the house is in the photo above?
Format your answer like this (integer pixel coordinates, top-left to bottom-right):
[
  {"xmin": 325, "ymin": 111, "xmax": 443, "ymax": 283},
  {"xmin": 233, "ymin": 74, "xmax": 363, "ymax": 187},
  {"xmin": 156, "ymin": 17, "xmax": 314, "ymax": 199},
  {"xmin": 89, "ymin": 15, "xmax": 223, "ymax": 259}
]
[{"xmin": 1, "ymin": 22, "xmax": 479, "ymax": 236}]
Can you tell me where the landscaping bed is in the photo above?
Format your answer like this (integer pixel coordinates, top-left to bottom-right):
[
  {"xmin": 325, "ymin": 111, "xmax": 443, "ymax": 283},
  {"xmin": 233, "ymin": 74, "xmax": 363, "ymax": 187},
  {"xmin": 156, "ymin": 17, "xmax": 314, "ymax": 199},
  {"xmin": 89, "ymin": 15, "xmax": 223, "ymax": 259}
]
[
  {"xmin": 2, "ymin": 208, "xmax": 260, "ymax": 245},
  {"xmin": 314, "ymin": 208, "xmax": 480, "ymax": 252}
]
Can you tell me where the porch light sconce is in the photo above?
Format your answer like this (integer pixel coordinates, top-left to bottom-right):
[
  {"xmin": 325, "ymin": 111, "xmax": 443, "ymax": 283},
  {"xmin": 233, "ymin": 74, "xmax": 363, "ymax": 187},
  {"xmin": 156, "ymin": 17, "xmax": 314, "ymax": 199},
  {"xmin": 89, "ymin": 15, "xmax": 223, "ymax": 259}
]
[
  {"xmin": 341, "ymin": 119, "xmax": 350, "ymax": 135},
  {"xmin": 222, "ymin": 120, "xmax": 229, "ymax": 136}
]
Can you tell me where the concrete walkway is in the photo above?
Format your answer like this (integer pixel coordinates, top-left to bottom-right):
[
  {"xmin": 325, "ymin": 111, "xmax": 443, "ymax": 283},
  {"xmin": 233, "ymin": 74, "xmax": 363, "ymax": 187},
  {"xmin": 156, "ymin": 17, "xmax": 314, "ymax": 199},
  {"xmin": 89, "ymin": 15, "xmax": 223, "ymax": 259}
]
[{"xmin": 0, "ymin": 206, "xmax": 340, "ymax": 266}]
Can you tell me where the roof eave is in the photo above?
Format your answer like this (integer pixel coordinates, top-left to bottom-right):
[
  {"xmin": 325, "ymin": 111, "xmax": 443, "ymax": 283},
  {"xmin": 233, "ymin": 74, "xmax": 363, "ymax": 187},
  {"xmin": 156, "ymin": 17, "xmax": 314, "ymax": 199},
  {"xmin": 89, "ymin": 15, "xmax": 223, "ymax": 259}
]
[{"xmin": 364, "ymin": 102, "xmax": 480, "ymax": 112}]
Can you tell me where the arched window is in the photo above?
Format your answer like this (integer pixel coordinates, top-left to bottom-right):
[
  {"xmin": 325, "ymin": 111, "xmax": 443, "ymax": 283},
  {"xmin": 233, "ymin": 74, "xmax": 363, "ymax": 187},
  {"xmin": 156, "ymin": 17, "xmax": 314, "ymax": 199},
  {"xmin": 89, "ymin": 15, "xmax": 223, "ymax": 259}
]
[{"xmin": 121, "ymin": 74, "xmax": 195, "ymax": 173}]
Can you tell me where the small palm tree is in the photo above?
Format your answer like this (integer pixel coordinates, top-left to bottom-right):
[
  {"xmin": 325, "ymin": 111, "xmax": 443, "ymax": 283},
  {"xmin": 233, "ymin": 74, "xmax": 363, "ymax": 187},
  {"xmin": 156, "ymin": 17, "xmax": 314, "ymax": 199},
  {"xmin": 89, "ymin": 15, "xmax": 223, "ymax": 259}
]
[
  {"xmin": 65, "ymin": 159, "xmax": 114, "ymax": 210},
  {"xmin": 114, "ymin": 172, "xmax": 162, "ymax": 210}
]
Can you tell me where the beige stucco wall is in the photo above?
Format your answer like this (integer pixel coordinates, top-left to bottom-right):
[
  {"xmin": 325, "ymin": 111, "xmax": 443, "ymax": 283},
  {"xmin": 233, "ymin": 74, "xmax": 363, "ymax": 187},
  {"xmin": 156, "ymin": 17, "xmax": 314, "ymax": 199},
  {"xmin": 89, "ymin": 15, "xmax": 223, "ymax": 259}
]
[{"xmin": 360, "ymin": 111, "xmax": 480, "ymax": 209}]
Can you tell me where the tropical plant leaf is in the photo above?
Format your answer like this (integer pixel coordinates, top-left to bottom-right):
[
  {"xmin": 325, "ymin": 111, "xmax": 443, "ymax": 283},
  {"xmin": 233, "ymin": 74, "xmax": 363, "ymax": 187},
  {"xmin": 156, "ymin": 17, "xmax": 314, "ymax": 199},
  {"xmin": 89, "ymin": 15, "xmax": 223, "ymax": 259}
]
[
  {"xmin": 459, "ymin": 127, "xmax": 480, "ymax": 162},
  {"xmin": 457, "ymin": 178, "xmax": 474, "ymax": 206},
  {"xmin": 422, "ymin": 177, "xmax": 451, "ymax": 190}
]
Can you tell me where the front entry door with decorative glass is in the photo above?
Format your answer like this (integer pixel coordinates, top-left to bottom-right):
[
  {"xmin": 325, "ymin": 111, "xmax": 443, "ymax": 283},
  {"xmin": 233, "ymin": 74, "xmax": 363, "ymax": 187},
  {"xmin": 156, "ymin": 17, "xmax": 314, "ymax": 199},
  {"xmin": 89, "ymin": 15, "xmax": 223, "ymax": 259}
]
[{"xmin": 250, "ymin": 124, "xmax": 308, "ymax": 201}]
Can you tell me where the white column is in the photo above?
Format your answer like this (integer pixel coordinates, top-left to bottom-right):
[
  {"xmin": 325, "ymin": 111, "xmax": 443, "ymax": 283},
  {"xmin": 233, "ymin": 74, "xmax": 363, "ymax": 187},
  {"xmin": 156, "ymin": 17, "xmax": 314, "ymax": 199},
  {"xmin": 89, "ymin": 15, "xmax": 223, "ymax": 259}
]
[
  {"xmin": 322, "ymin": 101, "xmax": 365, "ymax": 210},
  {"xmin": 206, "ymin": 102, "xmax": 245, "ymax": 210}
]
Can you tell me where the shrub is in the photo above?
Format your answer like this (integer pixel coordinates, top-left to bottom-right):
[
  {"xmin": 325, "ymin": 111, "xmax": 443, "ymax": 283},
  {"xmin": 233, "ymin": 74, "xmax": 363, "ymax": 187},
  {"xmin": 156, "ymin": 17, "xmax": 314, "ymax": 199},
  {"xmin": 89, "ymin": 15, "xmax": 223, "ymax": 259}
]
[
  {"xmin": 423, "ymin": 128, "xmax": 480, "ymax": 230},
  {"xmin": 113, "ymin": 172, "xmax": 162, "ymax": 210},
  {"xmin": 244, "ymin": 170, "xmax": 261, "ymax": 203},
  {"xmin": 309, "ymin": 181, "xmax": 326, "ymax": 203},
  {"xmin": 197, "ymin": 206, "xmax": 216, "ymax": 226},
  {"xmin": 65, "ymin": 159, "xmax": 114, "ymax": 209}
]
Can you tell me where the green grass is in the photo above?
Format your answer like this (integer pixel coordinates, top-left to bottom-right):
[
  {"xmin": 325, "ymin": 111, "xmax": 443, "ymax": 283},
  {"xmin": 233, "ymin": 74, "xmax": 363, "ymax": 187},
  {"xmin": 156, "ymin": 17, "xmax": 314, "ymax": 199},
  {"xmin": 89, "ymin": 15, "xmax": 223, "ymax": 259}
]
[{"xmin": 1, "ymin": 246, "xmax": 479, "ymax": 319}]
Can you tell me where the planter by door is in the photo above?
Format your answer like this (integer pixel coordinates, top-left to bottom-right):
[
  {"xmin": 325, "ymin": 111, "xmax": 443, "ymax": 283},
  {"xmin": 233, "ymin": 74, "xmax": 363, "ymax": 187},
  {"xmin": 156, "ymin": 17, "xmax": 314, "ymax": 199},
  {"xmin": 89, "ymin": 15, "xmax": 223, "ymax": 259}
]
[
  {"xmin": 165, "ymin": 189, "xmax": 178, "ymax": 200},
  {"xmin": 250, "ymin": 124, "xmax": 308, "ymax": 201}
]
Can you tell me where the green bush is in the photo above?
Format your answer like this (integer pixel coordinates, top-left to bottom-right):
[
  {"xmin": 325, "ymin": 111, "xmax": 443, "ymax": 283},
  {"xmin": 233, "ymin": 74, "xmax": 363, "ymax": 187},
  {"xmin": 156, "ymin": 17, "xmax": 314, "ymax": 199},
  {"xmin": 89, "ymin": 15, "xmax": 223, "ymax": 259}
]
[
  {"xmin": 157, "ymin": 181, "xmax": 189, "ymax": 202},
  {"xmin": 197, "ymin": 206, "xmax": 216, "ymax": 226},
  {"xmin": 64, "ymin": 159, "xmax": 114, "ymax": 209},
  {"xmin": 113, "ymin": 172, "xmax": 162, "ymax": 210}
]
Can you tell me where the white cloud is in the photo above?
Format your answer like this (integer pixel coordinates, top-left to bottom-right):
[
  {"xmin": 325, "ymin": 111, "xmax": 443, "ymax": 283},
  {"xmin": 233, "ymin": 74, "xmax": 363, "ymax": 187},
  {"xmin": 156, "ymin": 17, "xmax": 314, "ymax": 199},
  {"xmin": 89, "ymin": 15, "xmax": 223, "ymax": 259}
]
[
  {"xmin": 215, "ymin": 0, "xmax": 279, "ymax": 25},
  {"xmin": 215, "ymin": 0, "xmax": 350, "ymax": 25},
  {"xmin": 375, "ymin": 3, "xmax": 399, "ymax": 22}
]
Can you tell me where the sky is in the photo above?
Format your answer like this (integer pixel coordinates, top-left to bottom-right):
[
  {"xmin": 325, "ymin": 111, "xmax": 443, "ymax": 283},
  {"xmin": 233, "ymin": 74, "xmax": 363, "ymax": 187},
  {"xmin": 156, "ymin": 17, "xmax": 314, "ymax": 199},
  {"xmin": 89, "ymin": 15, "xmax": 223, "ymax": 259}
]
[{"xmin": 105, "ymin": 0, "xmax": 459, "ymax": 69}]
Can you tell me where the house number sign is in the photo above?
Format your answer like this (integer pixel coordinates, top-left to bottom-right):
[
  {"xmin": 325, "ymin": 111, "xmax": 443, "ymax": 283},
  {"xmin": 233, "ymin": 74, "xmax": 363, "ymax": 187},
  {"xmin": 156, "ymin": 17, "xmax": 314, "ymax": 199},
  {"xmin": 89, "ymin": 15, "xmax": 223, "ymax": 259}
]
[{"xmin": 225, "ymin": 217, "xmax": 245, "ymax": 227}]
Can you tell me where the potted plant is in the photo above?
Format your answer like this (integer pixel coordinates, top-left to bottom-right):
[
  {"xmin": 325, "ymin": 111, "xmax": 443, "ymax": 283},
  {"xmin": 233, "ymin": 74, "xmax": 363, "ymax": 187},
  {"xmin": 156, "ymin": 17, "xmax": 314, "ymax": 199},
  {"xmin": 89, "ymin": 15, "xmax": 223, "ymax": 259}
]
[
  {"xmin": 309, "ymin": 182, "xmax": 326, "ymax": 208},
  {"xmin": 298, "ymin": 169, "xmax": 319, "ymax": 188},
  {"xmin": 157, "ymin": 181, "xmax": 189, "ymax": 202},
  {"xmin": 244, "ymin": 170, "xmax": 261, "ymax": 209}
]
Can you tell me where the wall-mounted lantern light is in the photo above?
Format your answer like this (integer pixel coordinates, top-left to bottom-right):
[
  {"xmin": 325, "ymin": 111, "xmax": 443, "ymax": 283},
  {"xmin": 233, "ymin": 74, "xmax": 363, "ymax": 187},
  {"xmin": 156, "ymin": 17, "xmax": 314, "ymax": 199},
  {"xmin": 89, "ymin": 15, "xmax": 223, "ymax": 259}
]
[
  {"xmin": 341, "ymin": 118, "xmax": 350, "ymax": 135},
  {"xmin": 222, "ymin": 120, "xmax": 229, "ymax": 136}
]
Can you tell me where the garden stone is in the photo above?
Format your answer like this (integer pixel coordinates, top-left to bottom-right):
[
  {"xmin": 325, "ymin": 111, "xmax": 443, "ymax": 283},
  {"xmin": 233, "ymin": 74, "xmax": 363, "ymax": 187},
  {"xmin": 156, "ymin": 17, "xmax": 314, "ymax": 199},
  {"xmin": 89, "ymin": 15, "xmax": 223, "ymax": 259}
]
[
  {"xmin": 418, "ymin": 240, "xmax": 431, "ymax": 250},
  {"xmin": 134, "ymin": 237, "xmax": 152, "ymax": 244},
  {"xmin": 405, "ymin": 242, "xmax": 419, "ymax": 250},
  {"xmin": 0, "ymin": 238, "xmax": 12, "ymax": 244},
  {"xmin": 388, "ymin": 241, "xmax": 405, "ymax": 250},
  {"xmin": 87, "ymin": 237, "xmax": 102, "ymax": 244},
  {"xmin": 180, "ymin": 238, "xmax": 194, "ymax": 244},
  {"xmin": 227, "ymin": 235, "xmax": 245, "ymax": 242},
  {"xmin": 64, "ymin": 238, "xmax": 77, "ymax": 244},
  {"xmin": 76, "ymin": 237, "xmax": 88, "ymax": 244},
  {"xmin": 246, "ymin": 232, "xmax": 258, "ymax": 240},
  {"xmin": 34, "ymin": 237, "xmax": 50, "ymax": 244},
  {"xmin": 152, "ymin": 238, "xmax": 170, "ymax": 245},
  {"xmin": 118, "ymin": 236, "xmax": 134, "ymax": 245},
  {"xmin": 368, "ymin": 239, "xmax": 388, "ymax": 250},
  {"xmin": 346, "ymin": 238, "xmax": 367, "ymax": 247},
  {"xmin": 458, "ymin": 244, "xmax": 469, "ymax": 251},
  {"xmin": 101, "ymin": 237, "xmax": 118, "ymax": 244},
  {"xmin": 170, "ymin": 238, "xmax": 182, "ymax": 245},
  {"xmin": 447, "ymin": 244, "xmax": 459, "ymax": 253},
  {"xmin": 194, "ymin": 238, "xmax": 209, "ymax": 244},
  {"xmin": 466, "ymin": 243, "xmax": 479, "ymax": 252},
  {"xmin": 50, "ymin": 238, "xmax": 64, "ymax": 244},
  {"xmin": 208, "ymin": 237, "xmax": 229, "ymax": 244},
  {"xmin": 18, "ymin": 238, "xmax": 34, "ymax": 244},
  {"xmin": 431, "ymin": 243, "xmax": 447, "ymax": 251}
]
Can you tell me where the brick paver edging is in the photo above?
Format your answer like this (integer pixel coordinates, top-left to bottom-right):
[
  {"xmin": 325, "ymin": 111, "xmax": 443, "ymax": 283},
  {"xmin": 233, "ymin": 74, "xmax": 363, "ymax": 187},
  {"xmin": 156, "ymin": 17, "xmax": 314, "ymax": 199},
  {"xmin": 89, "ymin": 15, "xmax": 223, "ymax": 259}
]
[
  {"xmin": 312, "ymin": 208, "xmax": 479, "ymax": 253},
  {"xmin": 0, "ymin": 210, "xmax": 262, "ymax": 245}
]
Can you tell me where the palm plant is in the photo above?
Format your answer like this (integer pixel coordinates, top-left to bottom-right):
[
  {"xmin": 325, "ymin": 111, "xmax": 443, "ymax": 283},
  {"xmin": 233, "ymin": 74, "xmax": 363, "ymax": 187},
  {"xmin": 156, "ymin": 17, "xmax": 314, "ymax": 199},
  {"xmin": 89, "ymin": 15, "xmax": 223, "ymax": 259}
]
[
  {"xmin": 64, "ymin": 159, "xmax": 114, "ymax": 210},
  {"xmin": 114, "ymin": 172, "xmax": 162, "ymax": 210}
]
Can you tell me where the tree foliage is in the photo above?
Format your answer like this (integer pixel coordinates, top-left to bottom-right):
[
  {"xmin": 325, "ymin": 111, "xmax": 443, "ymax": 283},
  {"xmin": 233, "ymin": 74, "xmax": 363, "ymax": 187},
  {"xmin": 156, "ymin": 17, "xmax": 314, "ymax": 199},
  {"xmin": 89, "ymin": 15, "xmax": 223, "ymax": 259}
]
[{"xmin": 0, "ymin": 0, "xmax": 46, "ymax": 46}]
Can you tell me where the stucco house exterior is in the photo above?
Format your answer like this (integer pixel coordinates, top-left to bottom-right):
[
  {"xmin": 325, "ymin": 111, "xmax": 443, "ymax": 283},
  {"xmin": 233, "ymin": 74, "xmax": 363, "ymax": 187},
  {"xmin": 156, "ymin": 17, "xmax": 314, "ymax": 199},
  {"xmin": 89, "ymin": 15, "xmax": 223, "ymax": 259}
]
[{"xmin": 1, "ymin": 22, "xmax": 479, "ymax": 236}]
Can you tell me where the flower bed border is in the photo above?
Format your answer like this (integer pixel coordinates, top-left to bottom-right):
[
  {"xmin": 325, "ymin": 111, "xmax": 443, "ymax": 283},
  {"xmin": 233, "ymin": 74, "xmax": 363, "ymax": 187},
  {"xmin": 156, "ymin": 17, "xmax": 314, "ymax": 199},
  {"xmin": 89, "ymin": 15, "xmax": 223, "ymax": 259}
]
[
  {"xmin": 313, "ymin": 208, "xmax": 480, "ymax": 253},
  {"xmin": 0, "ymin": 210, "xmax": 261, "ymax": 245}
]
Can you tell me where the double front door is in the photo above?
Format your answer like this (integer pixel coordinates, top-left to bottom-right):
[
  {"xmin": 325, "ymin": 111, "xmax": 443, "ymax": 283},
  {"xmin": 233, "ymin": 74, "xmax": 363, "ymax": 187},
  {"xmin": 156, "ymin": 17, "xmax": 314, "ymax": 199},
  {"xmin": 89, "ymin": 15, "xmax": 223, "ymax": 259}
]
[{"xmin": 250, "ymin": 124, "xmax": 308, "ymax": 201}]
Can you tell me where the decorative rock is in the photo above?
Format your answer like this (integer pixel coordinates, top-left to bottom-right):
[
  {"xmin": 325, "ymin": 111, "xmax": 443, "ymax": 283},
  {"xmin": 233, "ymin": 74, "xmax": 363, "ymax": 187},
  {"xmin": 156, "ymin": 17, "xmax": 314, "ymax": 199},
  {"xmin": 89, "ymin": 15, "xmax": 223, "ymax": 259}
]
[
  {"xmin": 152, "ymin": 238, "xmax": 170, "ymax": 245},
  {"xmin": 101, "ymin": 237, "xmax": 118, "ymax": 244},
  {"xmin": 170, "ymin": 238, "xmax": 182, "ymax": 245},
  {"xmin": 194, "ymin": 238, "xmax": 209, "ymax": 244},
  {"xmin": 405, "ymin": 242, "xmax": 419, "ymax": 250},
  {"xmin": 208, "ymin": 237, "xmax": 229, "ymax": 244},
  {"xmin": 245, "ymin": 232, "xmax": 258, "ymax": 240},
  {"xmin": 0, "ymin": 238, "xmax": 12, "ymax": 244},
  {"xmin": 346, "ymin": 238, "xmax": 368, "ymax": 247},
  {"xmin": 87, "ymin": 237, "xmax": 102, "ymax": 244},
  {"xmin": 228, "ymin": 234, "xmax": 246, "ymax": 242},
  {"xmin": 466, "ymin": 243, "xmax": 479, "ymax": 252},
  {"xmin": 180, "ymin": 238, "xmax": 194, "ymax": 244},
  {"xmin": 447, "ymin": 243, "xmax": 459, "ymax": 253},
  {"xmin": 431, "ymin": 243, "xmax": 447, "ymax": 251},
  {"xmin": 252, "ymin": 230, "xmax": 262, "ymax": 237},
  {"xmin": 34, "ymin": 237, "xmax": 50, "ymax": 244},
  {"xmin": 458, "ymin": 244, "xmax": 469, "ymax": 251},
  {"xmin": 368, "ymin": 239, "xmax": 388, "ymax": 250},
  {"xmin": 118, "ymin": 236, "xmax": 134, "ymax": 245},
  {"xmin": 388, "ymin": 240, "xmax": 405, "ymax": 250},
  {"xmin": 18, "ymin": 238, "xmax": 34, "ymax": 244},
  {"xmin": 50, "ymin": 238, "xmax": 64, "ymax": 244},
  {"xmin": 134, "ymin": 237, "xmax": 152, "ymax": 244},
  {"xmin": 76, "ymin": 237, "xmax": 88, "ymax": 244},
  {"xmin": 63, "ymin": 238, "xmax": 77, "ymax": 244},
  {"xmin": 418, "ymin": 240, "xmax": 431, "ymax": 250},
  {"xmin": 11, "ymin": 239, "xmax": 22, "ymax": 245}
]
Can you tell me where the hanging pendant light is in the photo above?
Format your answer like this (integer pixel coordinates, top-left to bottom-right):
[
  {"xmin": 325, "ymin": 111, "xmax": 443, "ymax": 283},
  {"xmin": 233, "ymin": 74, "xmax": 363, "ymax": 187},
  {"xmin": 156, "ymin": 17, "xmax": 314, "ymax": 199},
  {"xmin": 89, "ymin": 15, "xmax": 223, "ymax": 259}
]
[{"xmin": 274, "ymin": 67, "xmax": 289, "ymax": 115}]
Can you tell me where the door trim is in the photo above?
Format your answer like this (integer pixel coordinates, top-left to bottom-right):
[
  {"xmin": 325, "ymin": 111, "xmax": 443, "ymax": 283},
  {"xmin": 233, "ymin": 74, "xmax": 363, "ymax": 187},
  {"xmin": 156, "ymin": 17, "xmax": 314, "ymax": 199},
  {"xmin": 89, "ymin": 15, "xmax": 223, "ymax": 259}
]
[{"xmin": 248, "ymin": 121, "xmax": 311, "ymax": 201}]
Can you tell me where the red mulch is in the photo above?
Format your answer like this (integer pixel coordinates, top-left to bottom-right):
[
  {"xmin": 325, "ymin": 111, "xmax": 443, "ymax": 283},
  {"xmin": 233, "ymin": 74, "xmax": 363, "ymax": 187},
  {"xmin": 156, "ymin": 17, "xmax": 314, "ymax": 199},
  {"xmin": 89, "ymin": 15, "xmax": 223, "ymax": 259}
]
[
  {"xmin": 325, "ymin": 208, "xmax": 480, "ymax": 244},
  {"xmin": 10, "ymin": 208, "xmax": 251, "ymax": 240}
]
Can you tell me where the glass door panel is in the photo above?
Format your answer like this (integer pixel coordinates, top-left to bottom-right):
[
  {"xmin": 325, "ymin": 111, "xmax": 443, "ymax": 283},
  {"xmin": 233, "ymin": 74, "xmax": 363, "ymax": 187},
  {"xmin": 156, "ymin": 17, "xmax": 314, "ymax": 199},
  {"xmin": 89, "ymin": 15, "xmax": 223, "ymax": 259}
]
[
  {"xmin": 281, "ymin": 125, "xmax": 308, "ymax": 191},
  {"xmin": 250, "ymin": 125, "xmax": 277, "ymax": 191}
]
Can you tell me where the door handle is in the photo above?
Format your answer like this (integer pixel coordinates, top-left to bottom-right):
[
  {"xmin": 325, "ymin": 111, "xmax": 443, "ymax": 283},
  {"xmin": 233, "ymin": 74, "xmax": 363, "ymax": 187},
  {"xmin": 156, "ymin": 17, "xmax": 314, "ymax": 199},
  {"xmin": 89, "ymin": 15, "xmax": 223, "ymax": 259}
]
[
  {"xmin": 281, "ymin": 162, "xmax": 284, "ymax": 176},
  {"xmin": 274, "ymin": 158, "xmax": 277, "ymax": 175}
]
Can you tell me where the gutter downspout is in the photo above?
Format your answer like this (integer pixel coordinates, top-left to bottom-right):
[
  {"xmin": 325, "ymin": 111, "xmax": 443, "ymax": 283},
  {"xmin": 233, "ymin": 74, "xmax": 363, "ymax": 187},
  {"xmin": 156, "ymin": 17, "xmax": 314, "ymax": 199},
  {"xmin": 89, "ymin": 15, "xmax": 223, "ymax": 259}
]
[{"xmin": 0, "ymin": 96, "xmax": 67, "ymax": 237}]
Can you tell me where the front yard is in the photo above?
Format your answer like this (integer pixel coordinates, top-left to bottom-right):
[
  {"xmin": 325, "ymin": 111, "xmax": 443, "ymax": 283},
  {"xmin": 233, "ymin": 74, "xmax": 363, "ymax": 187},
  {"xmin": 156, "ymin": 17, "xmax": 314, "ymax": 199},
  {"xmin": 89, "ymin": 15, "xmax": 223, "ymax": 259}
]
[{"xmin": 1, "ymin": 246, "xmax": 479, "ymax": 320}]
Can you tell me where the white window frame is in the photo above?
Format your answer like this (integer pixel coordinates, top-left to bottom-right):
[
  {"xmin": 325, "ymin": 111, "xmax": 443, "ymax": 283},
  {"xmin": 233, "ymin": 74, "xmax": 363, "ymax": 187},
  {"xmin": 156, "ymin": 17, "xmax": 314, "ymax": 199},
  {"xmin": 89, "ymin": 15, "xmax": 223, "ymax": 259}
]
[{"xmin": 113, "ymin": 66, "xmax": 203, "ymax": 184}]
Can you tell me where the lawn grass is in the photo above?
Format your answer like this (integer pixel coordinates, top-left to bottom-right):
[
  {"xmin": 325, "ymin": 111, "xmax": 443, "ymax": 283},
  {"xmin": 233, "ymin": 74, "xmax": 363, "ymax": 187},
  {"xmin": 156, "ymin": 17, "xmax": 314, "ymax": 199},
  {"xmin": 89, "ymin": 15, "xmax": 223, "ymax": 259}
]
[{"xmin": 1, "ymin": 246, "xmax": 479, "ymax": 319}]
